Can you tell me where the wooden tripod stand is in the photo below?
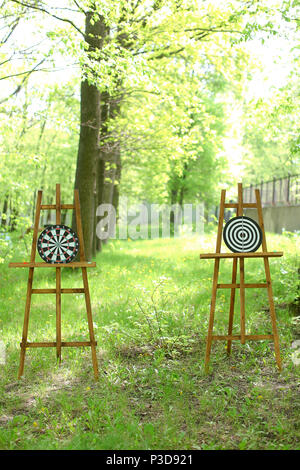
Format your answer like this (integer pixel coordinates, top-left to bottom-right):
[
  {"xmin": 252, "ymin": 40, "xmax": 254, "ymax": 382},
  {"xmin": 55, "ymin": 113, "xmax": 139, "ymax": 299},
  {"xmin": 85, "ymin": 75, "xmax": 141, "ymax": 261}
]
[
  {"xmin": 9, "ymin": 184, "xmax": 99, "ymax": 380},
  {"xmin": 200, "ymin": 183, "xmax": 283, "ymax": 373}
]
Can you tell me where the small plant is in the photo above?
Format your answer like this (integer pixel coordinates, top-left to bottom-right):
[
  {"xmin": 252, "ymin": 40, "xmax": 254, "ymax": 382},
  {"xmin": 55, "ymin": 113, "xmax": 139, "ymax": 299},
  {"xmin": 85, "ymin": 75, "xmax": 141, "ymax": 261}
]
[{"xmin": 134, "ymin": 277, "xmax": 198, "ymax": 356}]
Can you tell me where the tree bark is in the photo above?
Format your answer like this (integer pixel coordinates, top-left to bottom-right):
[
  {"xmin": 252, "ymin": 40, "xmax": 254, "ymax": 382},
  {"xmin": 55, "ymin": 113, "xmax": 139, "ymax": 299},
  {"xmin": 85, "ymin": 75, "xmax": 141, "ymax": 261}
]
[
  {"xmin": 73, "ymin": 80, "xmax": 99, "ymax": 260},
  {"xmin": 73, "ymin": 13, "xmax": 108, "ymax": 260},
  {"xmin": 112, "ymin": 148, "xmax": 121, "ymax": 215},
  {"xmin": 1, "ymin": 195, "xmax": 9, "ymax": 228},
  {"xmin": 95, "ymin": 90, "xmax": 121, "ymax": 248},
  {"xmin": 95, "ymin": 155, "xmax": 105, "ymax": 253},
  {"xmin": 9, "ymin": 197, "xmax": 18, "ymax": 232}
]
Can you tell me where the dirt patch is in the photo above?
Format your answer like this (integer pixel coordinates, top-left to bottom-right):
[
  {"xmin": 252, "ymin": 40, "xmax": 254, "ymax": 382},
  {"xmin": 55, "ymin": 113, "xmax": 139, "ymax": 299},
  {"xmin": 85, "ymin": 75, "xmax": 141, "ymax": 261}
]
[
  {"xmin": 0, "ymin": 414, "xmax": 14, "ymax": 425},
  {"xmin": 116, "ymin": 344, "xmax": 156, "ymax": 358}
]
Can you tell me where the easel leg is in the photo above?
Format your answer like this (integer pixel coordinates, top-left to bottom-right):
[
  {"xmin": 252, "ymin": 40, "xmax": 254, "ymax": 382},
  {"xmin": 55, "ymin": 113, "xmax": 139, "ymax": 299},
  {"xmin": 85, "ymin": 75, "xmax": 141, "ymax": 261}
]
[
  {"xmin": 227, "ymin": 258, "xmax": 237, "ymax": 355},
  {"xmin": 255, "ymin": 188, "xmax": 282, "ymax": 370},
  {"xmin": 82, "ymin": 267, "xmax": 99, "ymax": 380},
  {"xmin": 56, "ymin": 267, "xmax": 62, "ymax": 362},
  {"xmin": 264, "ymin": 258, "xmax": 282, "ymax": 371},
  {"xmin": 18, "ymin": 190, "xmax": 42, "ymax": 379},
  {"xmin": 204, "ymin": 259, "xmax": 220, "ymax": 373},
  {"xmin": 55, "ymin": 184, "xmax": 62, "ymax": 363},
  {"xmin": 18, "ymin": 267, "xmax": 34, "ymax": 379},
  {"xmin": 239, "ymin": 257, "xmax": 246, "ymax": 345}
]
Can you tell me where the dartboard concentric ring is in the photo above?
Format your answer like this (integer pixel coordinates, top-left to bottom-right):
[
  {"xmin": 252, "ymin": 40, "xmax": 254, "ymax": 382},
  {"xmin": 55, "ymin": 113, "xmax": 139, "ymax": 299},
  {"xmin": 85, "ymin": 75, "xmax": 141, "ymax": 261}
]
[
  {"xmin": 223, "ymin": 216, "xmax": 262, "ymax": 253},
  {"xmin": 37, "ymin": 224, "xmax": 79, "ymax": 264}
]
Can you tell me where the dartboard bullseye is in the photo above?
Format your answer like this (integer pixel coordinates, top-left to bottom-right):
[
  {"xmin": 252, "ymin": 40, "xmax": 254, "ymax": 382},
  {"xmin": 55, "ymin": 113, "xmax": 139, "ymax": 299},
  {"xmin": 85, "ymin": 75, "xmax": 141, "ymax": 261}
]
[
  {"xmin": 37, "ymin": 225, "xmax": 79, "ymax": 264},
  {"xmin": 223, "ymin": 216, "xmax": 262, "ymax": 253}
]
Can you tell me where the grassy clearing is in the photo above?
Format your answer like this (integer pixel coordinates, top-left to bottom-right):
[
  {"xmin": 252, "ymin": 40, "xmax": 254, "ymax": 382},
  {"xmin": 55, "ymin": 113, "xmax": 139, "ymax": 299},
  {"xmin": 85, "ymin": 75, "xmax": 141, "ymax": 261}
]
[{"xmin": 0, "ymin": 232, "xmax": 299, "ymax": 450}]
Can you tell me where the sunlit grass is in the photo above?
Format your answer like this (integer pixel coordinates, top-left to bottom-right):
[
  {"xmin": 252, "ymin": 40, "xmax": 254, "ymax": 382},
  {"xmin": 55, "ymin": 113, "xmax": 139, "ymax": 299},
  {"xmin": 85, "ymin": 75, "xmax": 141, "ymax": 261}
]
[{"xmin": 0, "ymin": 232, "xmax": 299, "ymax": 449}]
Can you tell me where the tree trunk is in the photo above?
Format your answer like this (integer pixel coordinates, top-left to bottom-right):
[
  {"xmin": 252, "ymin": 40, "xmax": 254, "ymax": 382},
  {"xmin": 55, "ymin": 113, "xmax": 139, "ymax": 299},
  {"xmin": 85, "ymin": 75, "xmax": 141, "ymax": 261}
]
[
  {"xmin": 170, "ymin": 187, "xmax": 178, "ymax": 224},
  {"xmin": 93, "ymin": 90, "xmax": 110, "ymax": 252},
  {"xmin": 108, "ymin": 98, "xmax": 121, "ymax": 221},
  {"xmin": 95, "ymin": 155, "xmax": 105, "ymax": 253},
  {"xmin": 112, "ymin": 148, "xmax": 121, "ymax": 215},
  {"xmin": 9, "ymin": 198, "xmax": 18, "ymax": 232},
  {"xmin": 73, "ymin": 80, "xmax": 99, "ymax": 260},
  {"xmin": 73, "ymin": 13, "xmax": 108, "ymax": 260},
  {"xmin": 1, "ymin": 195, "xmax": 8, "ymax": 228},
  {"xmin": 95, "ymin": 90, "xmax": 121, "ymax": 247}
]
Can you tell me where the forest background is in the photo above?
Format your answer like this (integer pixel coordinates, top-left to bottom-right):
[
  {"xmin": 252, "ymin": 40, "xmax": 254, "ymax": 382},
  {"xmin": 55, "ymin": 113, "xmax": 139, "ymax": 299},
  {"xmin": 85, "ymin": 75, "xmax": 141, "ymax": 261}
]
[{"xmin": 0, "ymin": 0, "xmax": 299, "ymax": 259}]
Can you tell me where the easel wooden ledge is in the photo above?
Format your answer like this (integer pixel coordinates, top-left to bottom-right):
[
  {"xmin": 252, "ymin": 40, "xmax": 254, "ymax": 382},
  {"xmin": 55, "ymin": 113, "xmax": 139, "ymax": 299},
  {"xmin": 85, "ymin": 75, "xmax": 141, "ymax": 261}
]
[
  {"xmin": 9, "ymin": 184, "xmax": 99, "ymax": 380},
  {"xmin": 200, "ymin": 183, "xmax": 283, "ymax": 373}
]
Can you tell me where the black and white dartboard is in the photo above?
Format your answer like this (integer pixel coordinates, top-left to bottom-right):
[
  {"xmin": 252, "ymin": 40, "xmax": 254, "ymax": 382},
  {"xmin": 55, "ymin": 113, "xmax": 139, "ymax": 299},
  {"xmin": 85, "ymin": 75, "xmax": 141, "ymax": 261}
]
[
  {"xmin": 37, "ymin": 225, "xmax": 79, "ymax": 264},
  {"xmin": 223, "ymin": 216, "xmax": 262, "ymax": 253}
]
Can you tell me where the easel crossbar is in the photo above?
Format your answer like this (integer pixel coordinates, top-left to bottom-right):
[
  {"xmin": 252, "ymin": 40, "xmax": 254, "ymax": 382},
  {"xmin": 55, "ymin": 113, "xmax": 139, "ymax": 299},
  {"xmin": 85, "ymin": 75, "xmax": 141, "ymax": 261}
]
[
  {"xmin": 224, "ymin": 203, "xmax": 257, "ymax": 208},
  {"xmin": 9, "ymin": 262, "xmax": 96, "ymax": 268},
  {"xmin": 211, "ymin": 334, "xmax": 273, "ymax": 341},
  {"xmin": 32, "ymin": 288, "xmax": 85, "ymax": 294},
  {"xmin": 200, "ymin": 252, "xmax": 283, "ymax": 259},
  {"xmin": 40, "ymin": 204, "xmax": 75, "ymax": 210},
  {"xmin": 217, "ymin": 283, "xmax": 268, "ymax": 289},
  {"xmin": 21, "ymin": 341, "xmax": 97, "ymax": 348}
]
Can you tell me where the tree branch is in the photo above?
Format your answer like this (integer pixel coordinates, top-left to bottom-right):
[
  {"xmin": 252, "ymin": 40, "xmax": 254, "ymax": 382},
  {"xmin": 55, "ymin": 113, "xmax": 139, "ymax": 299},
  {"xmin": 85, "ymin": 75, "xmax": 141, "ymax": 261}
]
[
  {"xmin": 10, "ymin": 0, "xmax": 85, "ymax": 37},
  {"xmin": 0, "ymin": 57, "xmax": 47, "ymax": 104},
  {"xmin": 1, "ymin": 17, "xmax": 20, "ymax": 43},
  {"xmin": 0, "ymin": 58, "xmax": 47, "ymax": 81},
  {"xmin": 72, "ymin": 0, "xmax": 86, "ymax": 15}
]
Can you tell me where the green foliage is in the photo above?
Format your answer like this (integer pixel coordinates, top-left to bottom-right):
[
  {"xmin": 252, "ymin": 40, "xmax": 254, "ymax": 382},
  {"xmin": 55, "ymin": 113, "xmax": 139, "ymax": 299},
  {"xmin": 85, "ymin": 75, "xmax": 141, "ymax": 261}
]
[
  {"xmin": 1, "ymin": 0, "xmax": 298, "ymax": 221},
  {"xmin": 242, "ymin": 85, "xmax": 300, "ymax": 182},
  {"xmin": 0, "ymin": 80, "xmax": 80, "ymax": 245},
  {"xmin": 111, "ymin": 38, "xmax": 252, "ymax": 205}
]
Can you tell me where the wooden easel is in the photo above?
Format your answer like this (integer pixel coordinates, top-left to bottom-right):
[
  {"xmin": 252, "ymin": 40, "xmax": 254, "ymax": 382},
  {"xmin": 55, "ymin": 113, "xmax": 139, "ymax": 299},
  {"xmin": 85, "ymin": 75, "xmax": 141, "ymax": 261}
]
[
  {"xmin": 9, "ymin": 184, "xmax": 99, "ymax": 380},
  {"xmin": 200, "ymin": 183, "xmax": 283, "ymax": 373}
]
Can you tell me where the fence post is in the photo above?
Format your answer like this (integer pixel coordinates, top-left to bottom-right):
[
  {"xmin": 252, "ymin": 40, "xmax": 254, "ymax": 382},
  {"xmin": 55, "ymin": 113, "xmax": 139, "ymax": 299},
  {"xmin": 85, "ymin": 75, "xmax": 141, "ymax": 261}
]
[
  {"xmin": 272, "ymin": 177, "xmax": 276, "ymax": 206},
  {"xmin": 287, "ymin": 174, "xmax": 290, "ymax": 205}
]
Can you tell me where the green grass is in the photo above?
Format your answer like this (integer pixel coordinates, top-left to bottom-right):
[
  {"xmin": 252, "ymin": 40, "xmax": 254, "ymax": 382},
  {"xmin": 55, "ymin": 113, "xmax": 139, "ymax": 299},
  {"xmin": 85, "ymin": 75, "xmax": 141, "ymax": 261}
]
[{"xmin": 0, "ymin": 231, "xmax": 299, "ymax": 450}]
